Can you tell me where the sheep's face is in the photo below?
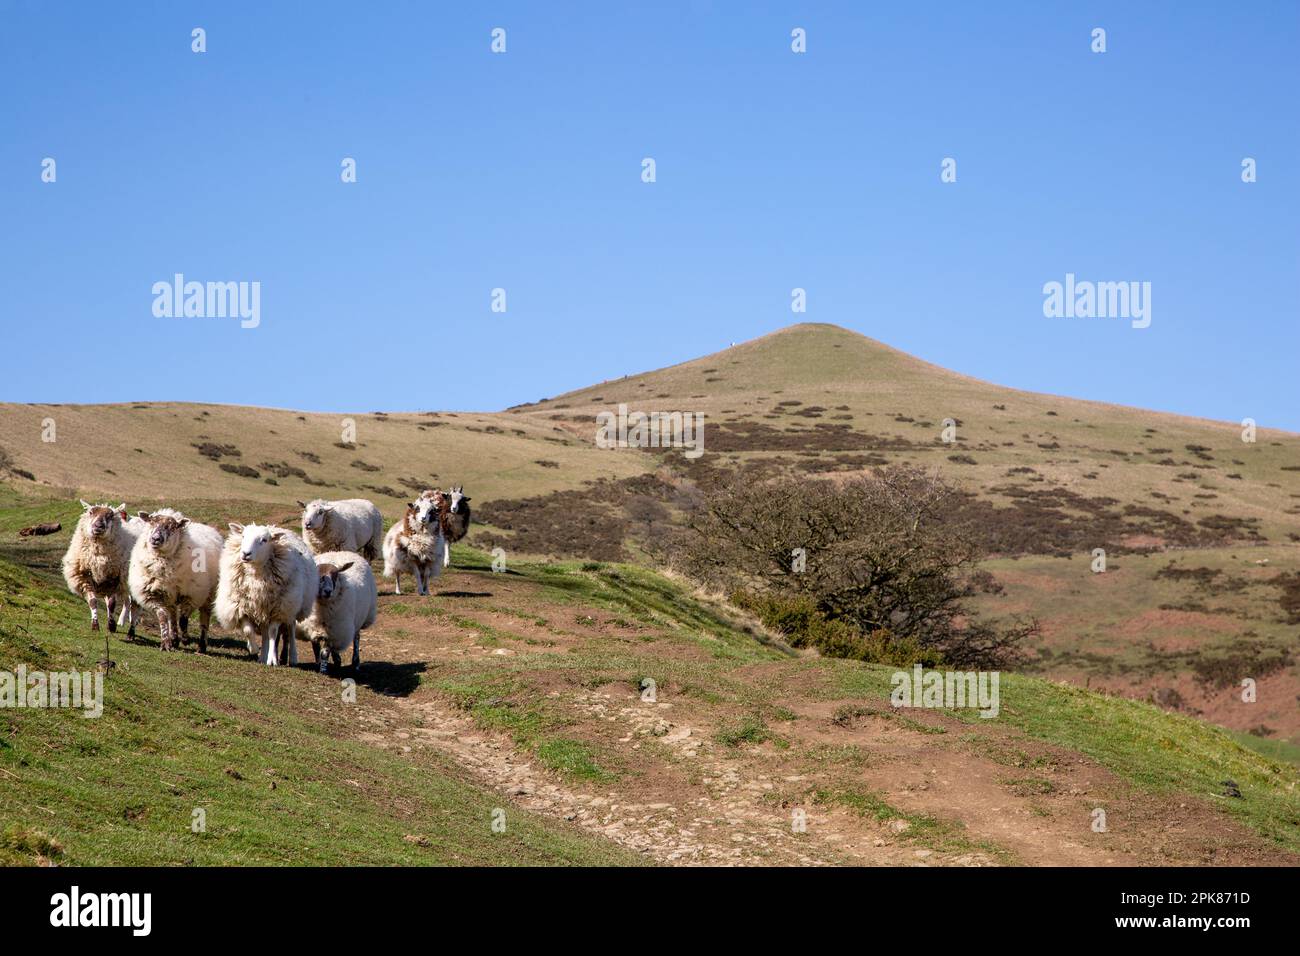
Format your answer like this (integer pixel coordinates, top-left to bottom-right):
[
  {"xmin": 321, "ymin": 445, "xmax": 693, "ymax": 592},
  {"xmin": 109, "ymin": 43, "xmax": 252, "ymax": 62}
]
[
  {"xmin": 233, "ymin": 524, "xmax": 282, "ymax": 565},
  {"xmin": 414, "ymin": 497, "xmax": 440, "ymax": 528},
  {"xmin": 302, "ymin": 501, "xmax": 331, "ymax": 531},
  {"xmin": 315, "ymin": 561, "xmax": 354, "ymax": 600},
  {"xmin": 80, "ymin": 500, "xmax": 125, "ymax": 539},
  {"xmin": 448, "ymin": 487, "xmax": 470, "ymax": 514},
  {"xmin": 143, "ymin": 514, "xmax": 189, "ymax": 553}
]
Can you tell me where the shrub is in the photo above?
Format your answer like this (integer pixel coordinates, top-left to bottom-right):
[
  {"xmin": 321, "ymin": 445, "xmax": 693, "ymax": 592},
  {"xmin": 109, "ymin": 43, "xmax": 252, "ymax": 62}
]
[{"xmin": 681, "ymin": 465, "xmax": 1033, "ymax": 668}]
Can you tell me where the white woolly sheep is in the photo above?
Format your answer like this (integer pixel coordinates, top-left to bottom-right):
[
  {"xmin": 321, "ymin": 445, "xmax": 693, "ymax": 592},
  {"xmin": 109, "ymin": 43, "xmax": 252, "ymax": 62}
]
[
  {"xmin": 300, "ymin": 551, "xmax": 378, "ymax": 674},
  {"xmin": 127, "ymin": 510, "xmax": 224, "ymax": 652},
  {"xmin": 62, "ymin": 500, "xmax": 135, "ymax": 635},
  {"xmin": 382, "ymin": 497, "xmax": 445, "ymax": 596},
  {"xmin": 216, "ymin": 523, "xmax": 317, "ymax": 666},
  {"xmin": 297, "ymin": 498, "xmax": 383, "ymax": 559}
]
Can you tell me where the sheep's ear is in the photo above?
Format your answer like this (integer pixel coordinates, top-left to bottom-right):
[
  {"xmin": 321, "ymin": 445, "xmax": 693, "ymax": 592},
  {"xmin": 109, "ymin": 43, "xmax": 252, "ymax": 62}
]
[
  {"xmin": 228, "ymin": 522, "xmax": 244, "ymax": 534},
  {"xmin": 79, "ymin": 499, "xmax": 92, "ymax": 510},
  {"xmin": 138, "ymin": 511, "xmax": 151, "ymax": 520},
  {"xmin": 321, "ymin": 504, "xmax": 333, "ymax": 511},
  {"xmin": 296, "ymin": 500, "xmax": 307, "ymax": 509},
  {"xmin": 270, "ymin": 531, "xmax": 284, "ymax": 540},
  {"xmin": 177, "ymin": 518, "xmax": 189, "ymax": 528},
  {"xmin": 116, "ymin": 503, "xmax": 127, "ymax": 512},
  {"xmin": 337, "ymin": 561, "xmax": 354, "ymax": 574}
]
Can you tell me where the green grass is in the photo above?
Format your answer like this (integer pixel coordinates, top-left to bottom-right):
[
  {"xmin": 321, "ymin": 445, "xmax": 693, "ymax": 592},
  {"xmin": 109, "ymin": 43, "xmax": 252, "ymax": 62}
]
[
  {"xmin": 829, "ymin": 662, "xmax": 1300, "ymax": 854},
  {"xmin": 813, "ymin": 787, "xmax": 1015, "ymax": 862},
  {"xmin": 1229, "ymin": 731, "xmax": 1300, "ymax": 767},
  {"xmin": 434, "ymin": 670, "xmax": 621, "ymax": 784},
  {"xmin": 0, "ymin": 556, "xmax": 643, "ymax": 867}
]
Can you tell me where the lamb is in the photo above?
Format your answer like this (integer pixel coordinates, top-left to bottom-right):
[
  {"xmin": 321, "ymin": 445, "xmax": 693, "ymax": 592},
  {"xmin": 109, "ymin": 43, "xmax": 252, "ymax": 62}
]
[
  {"xmin": 62, "ymin": 500, "xmax": 135, "ymax": 635},
  {"xmin": 300, "ymin": 551, "xmax": 377, "ymax": 674},
  {"xmin": 297, "ymin": 498, "xmax": 383, "ymax": 559},
  {"xmin": 382, "ymin": 496, "xmax": 445, "ymax": 596},
  {"xmin": 127, "ymin": 510, "xmax": 224, "ymax": 651},
  {"xmin": 216, "ymin": 523, "xmax": 317, "ymax": 666}
]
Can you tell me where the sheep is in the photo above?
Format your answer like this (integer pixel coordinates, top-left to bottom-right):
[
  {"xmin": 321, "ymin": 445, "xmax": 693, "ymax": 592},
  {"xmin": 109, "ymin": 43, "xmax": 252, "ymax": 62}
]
[
  {"xmin": 297, "ymin": 498, "xmax": 383, "ymax": 560},
  {"xmin": 114, "ymin": 508, "xmax": 149, "ymax": 633},
  {"xmin": 300, "ymin": 551, "xmax": 377, "ymax": 674},
  {"xmin": 437, "ymin": 485, "xmax": 472, "ymax": 566},
  {"xmin": 62, "ymin": 500, "xmax": 135, "ymax": 635},
  {"xmin": 216, "ymin": 523, "xmax": 317, "ymax": 666},
  {"xmin": 382, "ymin": 497, "xmax": 445, "ymax": 596},
  {"xmin": 127, "ymin": 510, "xmax": 224, "ymax": 651}
]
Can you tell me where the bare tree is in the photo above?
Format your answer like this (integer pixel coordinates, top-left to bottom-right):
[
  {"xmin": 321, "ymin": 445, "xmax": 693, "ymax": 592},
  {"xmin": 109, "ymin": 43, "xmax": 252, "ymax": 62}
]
[{"xmin": 679, "ymin": 465, "xmax": 1033, "ymax": 668}]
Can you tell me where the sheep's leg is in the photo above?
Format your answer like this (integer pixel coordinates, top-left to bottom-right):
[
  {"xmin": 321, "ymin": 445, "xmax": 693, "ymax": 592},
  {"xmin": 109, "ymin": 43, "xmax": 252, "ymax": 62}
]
[
  {"xmin": 285, "ymin": 622, "xmax": 299, "ymax": 666},
  {"xmin": 125, "ymin": 600, "xmax": 138, "ymax": 638},
  {"xmin": 105, "ymin": 594, "xmax": 118, "ymax": 634},
  {"xmin": 180, "ymin": 615, "xmax": 190, "ymax": 639},
  {"xmin": 261, "ymin": 624, "xmax": 279, "ymax": 666},
  {"xmin": 330, "ymin": 648, "xmax": 342, "ymax": 669},
  {"xmin": 443, "ymin": 539, "xmax": 451, "ymax": 567},
  {"xmin": 393, "ymin": 573, "xmax": 401, "ymax": 596},
  {"xmin": 351, "ymin": 631, "xmax": 361, "ymax": 671},
  {"xmin": 312, "ymin": 639, "xmax": 327, "ymax": 674},
  {"xmin": 243, "ymin": 623, "xmax": 260, "ymax": 658},
  {"xmin": 85, "ymin": 591, "xmax": 100, "ymax": 631},
  {"xmin": 157, "ymin": 608, "xmax": 173, "ymax": 650},
  {"xmin": 198, "ymin": 607, "xmax": 211, "ymax": 654}
]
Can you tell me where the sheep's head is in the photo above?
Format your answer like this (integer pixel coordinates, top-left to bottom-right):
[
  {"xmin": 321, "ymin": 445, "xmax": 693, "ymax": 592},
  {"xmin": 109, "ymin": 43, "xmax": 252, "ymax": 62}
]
[
  {"xmin": 448, "ymin": 486, "xmax": 470, "ymax": 514},
  {"xmin": 299, "ymin": 499, "xmax": 332, "ymax": 531},
  {"xmin": 140, "ymin": 511, "xmax": 189, "ymax": 553},
  {"xmin": 315, "ymin": 561, "xmax": 355, "ymax": 600},
  {"xmin": 80, "ymin": 500, "xmax": 126, "ymax": 539},
  {"xmin": 413, "ymin": 496, "xmax": 440, "ymax": 528},
  {"xmin": 228, "ymin": 522, "xmax": 283, "ymax": 565}
]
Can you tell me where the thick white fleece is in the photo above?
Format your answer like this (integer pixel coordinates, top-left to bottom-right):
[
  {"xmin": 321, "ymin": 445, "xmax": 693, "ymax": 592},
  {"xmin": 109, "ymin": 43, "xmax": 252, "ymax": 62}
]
[
  {"xmin": 300, "ymin": 550, "xmax": 378, "ymax": 657},
  {"xmin": 215, "ymin": 526, "xmax": 317, "ymax": 633},
  {"xmin": 127, "ymin": 519, "xmax": 224, "ymax": 618},
  {"xmin": 301, "ymin": 498, "xmax": 384, "ymax": 558}
]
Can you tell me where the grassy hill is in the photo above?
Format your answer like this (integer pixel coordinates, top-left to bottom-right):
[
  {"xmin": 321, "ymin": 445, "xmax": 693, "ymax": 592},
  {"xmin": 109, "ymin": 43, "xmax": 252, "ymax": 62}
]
[
  {"xmin": 1, "ymin": 323, "xmax": 1298, "ymax": 864},
  {"xmin": 1, "ymin": 491, "xmax": 1297, "ymax": 866}
]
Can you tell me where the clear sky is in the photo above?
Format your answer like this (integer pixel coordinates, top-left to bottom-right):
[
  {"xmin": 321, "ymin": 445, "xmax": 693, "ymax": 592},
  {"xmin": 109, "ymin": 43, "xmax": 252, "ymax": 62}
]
[{"xmin": 2, "ymin": 1, "xmax": 1296, "ymax": 428}]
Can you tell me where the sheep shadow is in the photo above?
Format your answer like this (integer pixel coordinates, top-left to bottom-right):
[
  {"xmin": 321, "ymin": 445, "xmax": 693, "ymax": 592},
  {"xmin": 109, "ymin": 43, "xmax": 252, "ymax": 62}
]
[
  {"xmin": 436, "ymin": 590, "xmax": 493, "ymax": 598},
  {"xmin": 350, "ymin": 660, "xmax": 427, "ymax": 697}
]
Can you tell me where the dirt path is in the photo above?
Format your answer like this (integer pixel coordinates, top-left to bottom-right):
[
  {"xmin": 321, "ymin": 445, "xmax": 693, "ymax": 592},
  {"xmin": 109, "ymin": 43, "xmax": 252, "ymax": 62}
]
[{"xmin": 344, "ymin": 568, "xmax": 1297, "ymax": 867}]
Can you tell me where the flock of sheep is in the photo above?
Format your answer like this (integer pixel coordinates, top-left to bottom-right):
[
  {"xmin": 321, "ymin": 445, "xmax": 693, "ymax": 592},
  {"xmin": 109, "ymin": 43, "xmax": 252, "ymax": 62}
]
[{"xmin": 59, "ymin": 488, "xmax": 472, "ymax": 674}]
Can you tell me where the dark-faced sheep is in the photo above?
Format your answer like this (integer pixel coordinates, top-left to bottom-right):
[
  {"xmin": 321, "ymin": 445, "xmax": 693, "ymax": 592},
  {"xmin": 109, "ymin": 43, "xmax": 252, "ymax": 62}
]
[{"xmin": 301, "ymin": 551, "xmax": 378, "ymax": 674}]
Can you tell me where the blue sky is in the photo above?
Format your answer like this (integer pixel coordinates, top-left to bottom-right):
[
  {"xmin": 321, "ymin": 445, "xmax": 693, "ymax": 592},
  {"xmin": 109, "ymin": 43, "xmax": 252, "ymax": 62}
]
[{"xmin": 2, "ymin": 1, "xmax": 1296, "ymax": 428}]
